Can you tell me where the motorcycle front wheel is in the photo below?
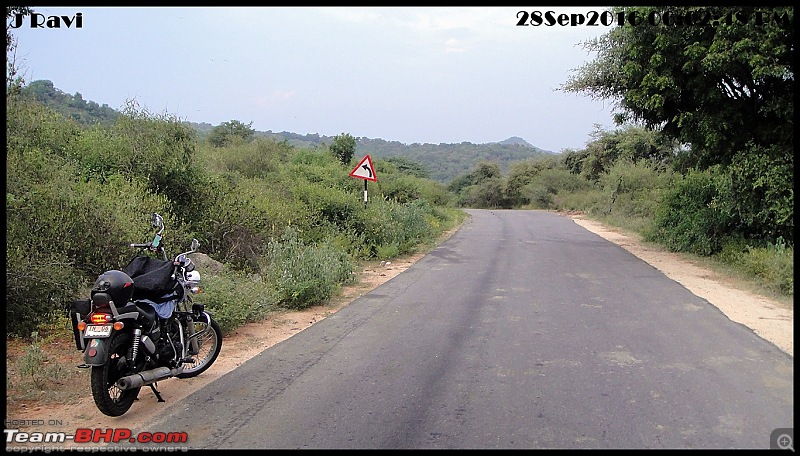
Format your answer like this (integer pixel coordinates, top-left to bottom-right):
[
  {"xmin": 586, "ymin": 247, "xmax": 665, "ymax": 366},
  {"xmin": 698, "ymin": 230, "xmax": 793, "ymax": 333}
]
[
  {"xmin": 90, "ymin": 331, "xmax": 141, "ymax": 417},
  {"xmin": 178, "ymin": 317, "xmax": 222, "ymax": 378}
]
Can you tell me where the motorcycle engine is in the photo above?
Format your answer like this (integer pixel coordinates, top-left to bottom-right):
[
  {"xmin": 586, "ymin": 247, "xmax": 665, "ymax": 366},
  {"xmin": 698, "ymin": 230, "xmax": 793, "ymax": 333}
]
[
  {"xmin": 157, "ymin": 341, "xmax": 176, "ymax": 363},
  {"xmin": 153, "ymin": 320, "xmax": 184, "ymax": 366}
]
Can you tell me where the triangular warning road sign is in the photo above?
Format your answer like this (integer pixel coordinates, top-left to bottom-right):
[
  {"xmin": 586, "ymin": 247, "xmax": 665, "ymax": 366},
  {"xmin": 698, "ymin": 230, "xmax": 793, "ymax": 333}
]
[{"xmin": 349, "ymin": 154, "xmax": 377, "ymax": 182}]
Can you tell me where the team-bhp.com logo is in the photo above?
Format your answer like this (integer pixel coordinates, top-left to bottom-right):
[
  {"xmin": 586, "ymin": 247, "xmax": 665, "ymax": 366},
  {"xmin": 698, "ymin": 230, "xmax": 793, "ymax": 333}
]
[
  {"xmin": 8, "ymin": 12, "xmax": 83, "ymax": 29},
  {"xmin": 5, "ymin": 427, "xmax": 188, "ymax": 444}
]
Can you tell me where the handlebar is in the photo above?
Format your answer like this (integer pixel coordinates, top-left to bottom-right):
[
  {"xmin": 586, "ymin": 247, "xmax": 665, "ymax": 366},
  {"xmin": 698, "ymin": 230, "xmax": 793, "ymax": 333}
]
[{"xmin": 131, "ymin": 213, "xmax": 200, "ymax": 263}]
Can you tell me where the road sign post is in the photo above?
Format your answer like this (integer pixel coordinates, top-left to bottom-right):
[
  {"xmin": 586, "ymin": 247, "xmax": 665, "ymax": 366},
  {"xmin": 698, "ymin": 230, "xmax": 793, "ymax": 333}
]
[{"xmin": 349, "ymin": 154, "xmax": 377, "ymax": 208}]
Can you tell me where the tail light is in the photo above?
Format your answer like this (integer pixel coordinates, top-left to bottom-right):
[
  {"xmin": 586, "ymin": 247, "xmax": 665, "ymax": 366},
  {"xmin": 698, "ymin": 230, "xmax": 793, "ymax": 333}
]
[
  {"xmin": 78, "ymin": 314, "xmax": 122, "ymax": 333},
  {"xmin": 90, "ymin": 313, "xmax": 112, "ymax": 324}
]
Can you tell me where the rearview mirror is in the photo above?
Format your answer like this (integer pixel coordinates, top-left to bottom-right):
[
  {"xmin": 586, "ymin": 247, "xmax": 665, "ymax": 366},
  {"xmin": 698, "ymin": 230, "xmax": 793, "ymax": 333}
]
[{"xmin": 151, "ymin": 213, "xmax": 164, "ymax": 229}]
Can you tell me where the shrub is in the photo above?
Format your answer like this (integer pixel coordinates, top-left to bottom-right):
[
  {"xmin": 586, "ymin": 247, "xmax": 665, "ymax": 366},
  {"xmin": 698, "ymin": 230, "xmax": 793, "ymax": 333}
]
[
  {"xmin": 594, "ymin": 160, "xmax": 677, "ymax": 232},
  {"xmin": 644, "ymin": 168, "xmax": 733, "ymax": 255},
  {"xmin": 198, "ymin": 138, "xmax": 292, "ymax": 179},
  {"xmin": 6, "ymin": 146, "xmax": 172, "ymax": 337},
  {"xmin": 718, "ymin": 237, "xmax": 794, "ymax": 297},
  {"xmin": 263, "ymin": 227, "xmax": 355, "ymax": 310},
  {"xmin": 198, "ymin": 271, "xmax": 279, "ymax": 335}
]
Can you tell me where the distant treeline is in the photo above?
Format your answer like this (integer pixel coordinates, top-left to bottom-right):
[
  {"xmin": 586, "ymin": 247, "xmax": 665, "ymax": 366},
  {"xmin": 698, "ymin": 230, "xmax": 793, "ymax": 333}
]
[{"xmin": 22, "ymin": 79, "xmax": 555, "ymax": 184}]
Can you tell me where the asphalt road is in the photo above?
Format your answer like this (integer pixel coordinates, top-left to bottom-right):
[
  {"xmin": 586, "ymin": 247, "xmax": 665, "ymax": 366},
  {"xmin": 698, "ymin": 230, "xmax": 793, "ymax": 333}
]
[{"xmin": 136, "ymin": 209, "xmax": 794, "ymax": 449}]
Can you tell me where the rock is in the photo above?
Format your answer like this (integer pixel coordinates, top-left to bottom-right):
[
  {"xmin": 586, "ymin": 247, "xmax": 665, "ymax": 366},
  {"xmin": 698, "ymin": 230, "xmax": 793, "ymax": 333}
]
[{"xmin": 188, "ymin": 252, "xmax": 225, "ymax": 275}]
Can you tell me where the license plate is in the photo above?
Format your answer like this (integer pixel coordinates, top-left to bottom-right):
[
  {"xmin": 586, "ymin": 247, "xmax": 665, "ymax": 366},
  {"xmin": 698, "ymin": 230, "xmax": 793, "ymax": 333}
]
[{"xmin": 84, "ymin": 325, "xmax": 112, "ymax": 338}]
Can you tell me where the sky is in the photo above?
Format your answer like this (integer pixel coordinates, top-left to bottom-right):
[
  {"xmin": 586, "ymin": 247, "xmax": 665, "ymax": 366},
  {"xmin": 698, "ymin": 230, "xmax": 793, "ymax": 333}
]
[{"xmin": 10, "ymin": 6, "xmax": 619, "ymax": 153}]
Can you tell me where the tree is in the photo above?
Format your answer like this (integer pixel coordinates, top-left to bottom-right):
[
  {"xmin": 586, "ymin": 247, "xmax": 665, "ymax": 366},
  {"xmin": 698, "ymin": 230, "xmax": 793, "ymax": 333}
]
[
  {"xmin": 561, "ymin": 6, "xmax": 793, "ymax": 170},
  {"xmin": 6, "ymin": 6, "xmax": 31, "ymax": 54},
  {"xmin": 447, "ymin": 161, "xmax": 502, "ymax": 194},
  {"xmin": 330, "ymin": 132, "xmax": 356, "ymax": 165},
  {"xmin": 573, "ymin": 125, "xmax": 677, "ymax": 181},
  {"xmin": 561, "ymin": 6, "xmax": 793, "ymax": 243},
  {"xmin": 6, "ymin": 6, "xmax": 33, "ymax": 89},
  {"xmin": 504, "ymin": 157, "xmax": 559, "ymax": 206},
  {"xmin": 448, "ymin": 161, "xmax": 516, "ymax": 208},
  {"xmin": 208, "ymin": 120, "xmax": 255, "ymax": 147}
]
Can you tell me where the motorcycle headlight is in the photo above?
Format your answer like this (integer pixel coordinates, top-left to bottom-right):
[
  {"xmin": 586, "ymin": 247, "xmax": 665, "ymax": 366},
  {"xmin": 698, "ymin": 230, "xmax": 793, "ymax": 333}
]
[{"xmin": 187, "ymin": 271, "xmax": 201, "ymax": 282}]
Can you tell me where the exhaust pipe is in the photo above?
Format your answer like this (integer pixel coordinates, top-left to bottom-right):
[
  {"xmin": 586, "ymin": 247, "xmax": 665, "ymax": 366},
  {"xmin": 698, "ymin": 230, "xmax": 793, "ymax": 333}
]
[{"xmin": 116, "ymin": 366, "xmax": 185, "ymax": 390}]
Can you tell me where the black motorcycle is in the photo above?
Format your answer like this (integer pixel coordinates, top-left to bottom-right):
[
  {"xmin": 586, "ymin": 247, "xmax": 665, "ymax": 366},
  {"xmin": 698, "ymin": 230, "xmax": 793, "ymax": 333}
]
[{"xmin": 70, "ymin": 213, "xmax": 222, "ymax": 417}]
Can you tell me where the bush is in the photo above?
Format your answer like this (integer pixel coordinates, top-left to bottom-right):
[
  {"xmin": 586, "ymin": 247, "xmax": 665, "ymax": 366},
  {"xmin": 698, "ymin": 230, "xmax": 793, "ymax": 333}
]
[
  {"xmin": 348, "ymin": 198, "xmax": 440, "ymax": 259},
  {"xmin": 524, "ymin": 184, "xmax": 555, "ymax": 209},
  {"xmin": 263, "ymin": 227, "xmax": 355, "ymax": 310},
  {"xmin": 198, "ymin": 271, "xmax": 279, "ymax": 335},
  {"xmin": 718, "ymin": 237, "xmax": 794, "ymax": 297},
  {"xmin": 458, "ymin": 178, "xmax": 509, "ymax": 208},
  {"xmin": 593, "ymin": 160, "xmax": 677, "ymax": 232},
  {"xmin": 198, "ymin": 176, "xmax": 304, "ymax": 271},
  {"xmin": 5, "ymin": 95, "xmax": 81, "ymax": 158},
  {"xmin": 739, "ymin": 241, "xmax": 794, "ymax": 296},
  {"xmin": 291, "ymin": 179, "xmax": 359, "ymax": 230},
  {"xmin": 726, "ymin": 146, "xmax": 793, "ymax": 243},
  {"xmin": 644, "ymin": 168, "xmax": 733, "ymax": 255},
  {"xmin": 380, "ymin": 174, "xmax": 422, "ymax": 204},
  {"xmin": 6, "ymin": 146, "xmax": 173, "ymax": 337},
  {"xmin": 553, "ymin": 186, "xmax": 602, "ymax": 213},
  {"xmin": 198, "ymin": 138, "xmax": 292, "ymax": 179}
]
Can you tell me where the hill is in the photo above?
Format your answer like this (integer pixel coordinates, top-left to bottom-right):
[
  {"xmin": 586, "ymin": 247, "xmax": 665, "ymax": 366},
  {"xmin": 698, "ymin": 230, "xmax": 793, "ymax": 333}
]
[
  {"xmin": 355, "ymin": 137, "xmax": 553, "ymax": 183},
  {"xmin": 497, "ymin": 136, "xmax": 535, "ymax": 147}
]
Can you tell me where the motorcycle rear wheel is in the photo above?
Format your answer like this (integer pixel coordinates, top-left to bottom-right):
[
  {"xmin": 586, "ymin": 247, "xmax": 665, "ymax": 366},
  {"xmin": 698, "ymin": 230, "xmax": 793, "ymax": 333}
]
[
  {"xmin": 90, "ymin": 331, "xmax": 142, "ymax": 417},
  {"xmin": 178, "ymin": 317, "xmax": 222, "ymax": 378}
]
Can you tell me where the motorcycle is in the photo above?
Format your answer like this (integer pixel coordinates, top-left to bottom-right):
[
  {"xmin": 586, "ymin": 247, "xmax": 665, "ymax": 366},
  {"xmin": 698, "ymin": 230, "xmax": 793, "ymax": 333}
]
[{"xmin": 70, "ymin": 213, "xmax": 223, "ymax": 417}]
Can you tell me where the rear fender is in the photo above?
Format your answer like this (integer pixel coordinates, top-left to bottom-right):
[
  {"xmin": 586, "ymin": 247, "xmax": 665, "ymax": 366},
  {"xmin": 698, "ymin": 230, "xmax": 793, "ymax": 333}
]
[{"xmin": 83, "ymin": 338, "xmax": 110, "ymax": 366}]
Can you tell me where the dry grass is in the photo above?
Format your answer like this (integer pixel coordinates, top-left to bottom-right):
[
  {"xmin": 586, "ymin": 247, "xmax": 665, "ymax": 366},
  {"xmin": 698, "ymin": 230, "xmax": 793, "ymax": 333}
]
[{"xmin": 6, "ymin": 321, "xmax": 89, "ymax": 410}]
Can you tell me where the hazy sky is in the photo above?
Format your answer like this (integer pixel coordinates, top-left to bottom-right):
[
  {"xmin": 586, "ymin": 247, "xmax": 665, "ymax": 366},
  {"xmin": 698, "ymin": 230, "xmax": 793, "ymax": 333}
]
[{"xmin": 10, "ymin": 6, "xmax": 619, "ymax": 152}]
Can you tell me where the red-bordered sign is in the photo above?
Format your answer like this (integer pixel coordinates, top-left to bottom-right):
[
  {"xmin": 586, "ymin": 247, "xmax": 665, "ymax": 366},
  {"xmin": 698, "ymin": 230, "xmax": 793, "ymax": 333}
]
[{"xmin": 349, "ymin": 155, "xmax": 377, "ymax": 182}]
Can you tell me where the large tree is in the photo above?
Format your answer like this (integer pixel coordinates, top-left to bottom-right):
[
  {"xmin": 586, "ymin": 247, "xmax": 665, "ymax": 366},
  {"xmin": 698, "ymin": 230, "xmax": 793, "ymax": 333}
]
[
  {"xmin": 562, "ymin": 6, "xmax": 793, "ymax": 170},
  {"xmin": 562, "ymin": 6, "xmax": 793, "ymax": 243}
]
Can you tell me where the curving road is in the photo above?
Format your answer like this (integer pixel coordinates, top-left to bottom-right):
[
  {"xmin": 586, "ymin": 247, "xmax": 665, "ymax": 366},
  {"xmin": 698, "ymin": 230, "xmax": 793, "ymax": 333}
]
[{"xmin": 135, "ymin": 209, "xmax": 793, "ymax": 449}]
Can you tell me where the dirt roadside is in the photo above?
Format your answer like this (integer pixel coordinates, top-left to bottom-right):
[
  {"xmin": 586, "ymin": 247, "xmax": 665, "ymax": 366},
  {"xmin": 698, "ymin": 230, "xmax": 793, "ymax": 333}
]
[{"xmin": 4, "ymin": 212, "xmax": 793, "ymax": 442}]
